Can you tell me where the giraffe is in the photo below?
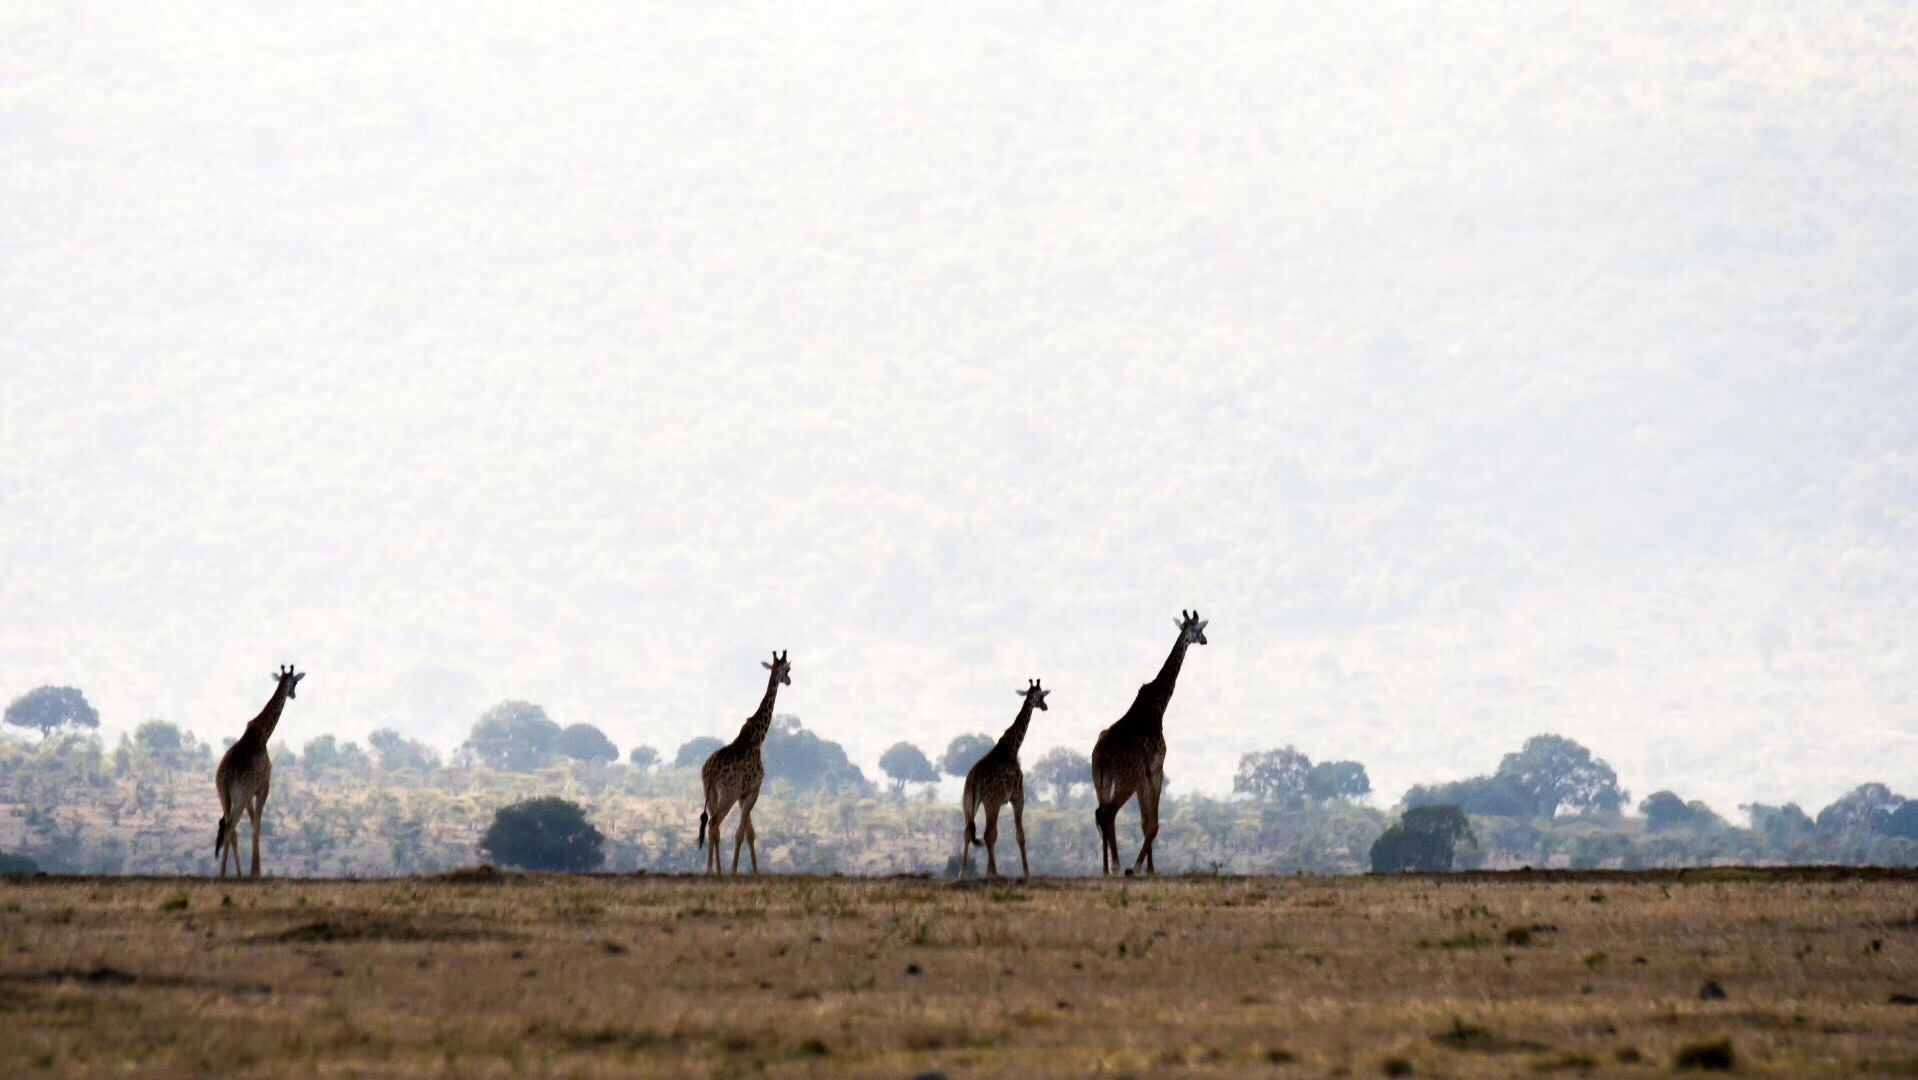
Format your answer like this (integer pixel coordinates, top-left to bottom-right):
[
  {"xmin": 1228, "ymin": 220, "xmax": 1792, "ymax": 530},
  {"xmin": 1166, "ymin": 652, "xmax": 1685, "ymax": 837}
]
[
  {"xmin": 214, "ymin": 664, "xmax": 305, "ymax": 878},
  {"xmin": 1091, "ymin": 610, "xmax": 1208, "ymax": 876},
  {"xmin": 959, "ymin": 678, "xmax": 1049, "ymax": 882},
  {"xmin": 697, "ymin": 650, "xmax": 790, "ymax": 875}
]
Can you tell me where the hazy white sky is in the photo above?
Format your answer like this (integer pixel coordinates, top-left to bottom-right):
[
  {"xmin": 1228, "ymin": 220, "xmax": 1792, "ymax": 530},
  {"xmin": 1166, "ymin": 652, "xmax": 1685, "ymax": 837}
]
[{"xmin": 4, "ymin": 3, "xmax": 1915, "ymax": 815}]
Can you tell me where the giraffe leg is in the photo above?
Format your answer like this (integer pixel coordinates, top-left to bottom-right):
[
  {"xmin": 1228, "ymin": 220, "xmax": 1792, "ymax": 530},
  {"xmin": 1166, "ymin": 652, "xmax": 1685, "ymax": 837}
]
[
  {"xmin": 1094, "ymin": 801, "xmax": 1108, "ymax": 876},
  {"xmin": 247, "ymin": 798, "xmax": 264, "ymax": 879},
  {"xmin": 731, "ymin": 808, "xmax": 749, "ymax": 875},
  {"xmin": 707, "ymin": 803, "xmax": 729, "ymax": 876},
  {"xmin": 739, "ymin": 792, "xmax": 760, "ymax": 875},
  {"xmin": 216, "ymin": 786, "xmax": 233, "ymax": 878},
  {"xmin": 226, "ymin": 814, "xmax": 243, "ymax": 878},
  {"xmin": 1096, "ymin": 787, "xmax": 1128, "ymax": 876},
  {"xmin": 983, "ymin": 803, "xmax": 1001, "ymax": 880},
  {"xmin": 1133, "ymin": 782, "xmax": 1161, "ymax": 876},
  {"xmin": 1013, "ymin": 797, "xmax": 1030, "ymax": 883}
]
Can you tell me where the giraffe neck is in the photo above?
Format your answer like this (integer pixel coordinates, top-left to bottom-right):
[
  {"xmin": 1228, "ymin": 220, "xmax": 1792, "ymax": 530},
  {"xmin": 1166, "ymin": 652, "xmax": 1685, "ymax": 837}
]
[
  {"xmin": 997, "ymin": 698, "xmax": 1037, "ymax": 756},
  {"xmin": 1134, "ymin": 635, "xmax": 1190, "ymax": 732},
  {"xmin": 736, "ymin": 673, "xmax": 782, "ymax": 748},
  {"xmin": 246, "ymin": 682, "xmax": 291, "ymax": 744}
]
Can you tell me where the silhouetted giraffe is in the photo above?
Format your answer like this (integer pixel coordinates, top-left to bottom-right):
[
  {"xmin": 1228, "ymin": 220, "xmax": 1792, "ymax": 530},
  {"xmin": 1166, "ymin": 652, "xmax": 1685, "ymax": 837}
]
[
  {"xmin": 214, "ymin": 665, "xmax": 304, "ymax": 878},
  {"xmin": 698, "ymin": 651, "xmax": 790, "ymax": 875},
  {"xmin": 1092, "ymin": 611, "xmax": 1207, "ymax": 876},
  {"xmin": 960, "ymin": 678, "xmax": 1049, "ymax": 882}
]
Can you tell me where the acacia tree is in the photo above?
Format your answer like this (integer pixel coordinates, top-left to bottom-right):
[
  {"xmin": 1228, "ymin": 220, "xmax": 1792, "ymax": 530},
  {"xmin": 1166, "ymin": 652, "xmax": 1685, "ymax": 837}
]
[
  {"xmin": 5, "ymin": 686, "xmax": 99, "ymax": 740},
  {"xmin": 1028, "ymin": 747, "xmax": 1091, "ymax": 808},
  {"xmin": 627, "ymin": 745, "xmax": 660, "ymax": 770},
  {"xmin": 940, "ymin": 733, "xmax": 995, "ymax": 778},
  {"xmin": 673, "ymin": 736, "xmax": 725, "ymax": 769},
  {"xmin": 1233, "ymin": 747, "xmax": 1313, "ymax": 806},
  {"xmin": 1494, "ymin": 734, "xmax": 1625, "ymax": 818},
  {"xmin": 878, "ymin": 741, "xmax": 938, "ymax": 795},
  {"xmin": 555, "ymin": 723, "xmax": 618, "ymax": 764},
  {"xmin": 368, "ymin": 728, "xmax": 442, "ymax": 773},
  {"xmin": 462, "ymin": 701, "xmax": 562, "ymax": 772},
  {"xmin": 301, "ymin": 735, "xmax": 371, "ymax": 774},
  {"xmin": 764, "ymin": 717, "xmax": 869, "ymax": 793},
  {"xmin": 1306, "ymin": 760, "xmax": 1371, "ymax": 803}
]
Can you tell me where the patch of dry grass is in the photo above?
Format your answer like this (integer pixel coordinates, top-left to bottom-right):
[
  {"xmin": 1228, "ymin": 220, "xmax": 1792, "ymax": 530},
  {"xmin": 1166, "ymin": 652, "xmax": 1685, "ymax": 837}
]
[{"xmin": 2, "ymin": 870, "xmax": 1916, "ymax": 1076}]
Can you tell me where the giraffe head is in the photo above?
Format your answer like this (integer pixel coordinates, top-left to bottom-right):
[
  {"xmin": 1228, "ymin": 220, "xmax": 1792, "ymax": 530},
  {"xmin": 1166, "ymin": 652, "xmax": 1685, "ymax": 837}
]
[
  {"xmin": 1176, "ymin": 609, "xmax": 1209, "ymax": 646},
  {"xmin": 273, "ymin": 664, "xmax": 307, "ymax": 700},
  {"xmin": 761, "ymin": 650, "xmax": 792, "ymax": 686},
  {"xmin": 1017, "ymin": 678, "xmax": 1050, "ymax": 711}
]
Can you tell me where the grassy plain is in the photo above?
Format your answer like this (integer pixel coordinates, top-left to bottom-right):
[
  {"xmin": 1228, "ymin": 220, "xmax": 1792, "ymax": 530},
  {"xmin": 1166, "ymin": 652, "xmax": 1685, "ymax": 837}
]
[{"xmin": 2, "ymin": 869, "xmax": 1916, "ymax": 1077}]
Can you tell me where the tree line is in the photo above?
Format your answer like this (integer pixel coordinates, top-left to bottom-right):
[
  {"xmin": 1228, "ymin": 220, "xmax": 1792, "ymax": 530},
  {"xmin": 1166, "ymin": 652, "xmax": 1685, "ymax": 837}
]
[{"xmin": 3, "ymin": 684, "xmax": 1915, "ymax": 876}]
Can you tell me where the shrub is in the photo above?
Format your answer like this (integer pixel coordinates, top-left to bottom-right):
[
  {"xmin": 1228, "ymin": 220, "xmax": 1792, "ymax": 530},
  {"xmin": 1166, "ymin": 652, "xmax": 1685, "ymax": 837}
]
[
  {"xmin": 477, "ymin": 797, "xmax": 606, "ymax": 872},
  {"xmin": 1371, "ymin": 805, "xmax": 1476, "ymax": 873}
]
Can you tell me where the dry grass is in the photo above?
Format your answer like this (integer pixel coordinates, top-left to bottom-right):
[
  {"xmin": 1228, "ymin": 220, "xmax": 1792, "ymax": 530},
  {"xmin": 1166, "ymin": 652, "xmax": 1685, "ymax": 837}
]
[{"xmin": 3, "ymin": 869, "xmax": 1916, "ymax": 1076}]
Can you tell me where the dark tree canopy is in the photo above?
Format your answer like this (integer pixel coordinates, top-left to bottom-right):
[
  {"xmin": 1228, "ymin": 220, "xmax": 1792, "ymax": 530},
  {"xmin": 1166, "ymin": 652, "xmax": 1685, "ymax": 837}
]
[
  {"xmin": 878, "ymin": 741, "xmax": 939, "ymax": 793},
  {"xmin": 1746, "ymin": 802, "xmax": 1815, "ymax": 849},
  {"xmin": 1405, "ymin": 735, "xmax": 1623, "ymax": 820},
  {"xmin": 1028, "ymin": 747, "xmax": 1091, "ymax": 808},
  {"xmin": 1403, "ymin": 773, "xmax": 1533, "ymax": 818},
  {"xmin": 134, "ymin": 720, "xmax": 182, "ymax": 753},
  {"xmin": 555, "ymin": 722, "xmax": 618, "ymax": 764},
  {"xmin": 462, "ymin": 701, "xmax": 562, "ymax": 772},
  {"xmin": 1640, "ymin": 790, "xmax": 1692, "ymax": 831},
  {"xmin": 1640, "ymin": 790, "xmax": 1722, "ymax": 832},
  {"xmin": 368, "ymin": 728, "xmax": 442, "ymax": 773},
  {"xmin": 940, "ymin": 733, "xmax": 995, "ymax": 778},
  {"xmin": 673, "ymin": 736, "xmax": 725, "ymax": 769},
  {"xmin": 477, "ymin": 797, "xmax": 606, "ymax": 872},
  {"xmin": 1233, "ymin": 747, "xmax": 1312, "ymax": 806},
  {"xmin": 764, "ymin": 717, "xmax": 869, "ymax": 793},
  {"xmin": 127, "ymin": 720, "xmax": 209, "ymax": 774},
  {"xmin": 5, "ymin": 686, "xmax": 99, "ymax": 739},
  {"xmin": 0, "ymin": 851, "xmax": 39, "ymax": 876},
  {"xmin": 627, "ymin": 745, "xmax": 660, "ymax": 770},
  {"xmin": 1816, "ymin": 783, "xmax": 1904, "ymax": 835},
  {"xmin": 301, "ymin": 734, "xmax": 371, "ymax": 774},
  {"xmin": 1495, "ymin": 734, "xmax": 1625, "ymax": 818},
  {"xmin": 1370, "ymin": 805, "xmax": 1476, "ymax": 873},
  {"xmin": 1884, "ymin": 801, "xmax": 1918, "ymax": 841},
  {"xmin": 1306, "ymin": 760, "xmax": 1372, "ymax": 804}
]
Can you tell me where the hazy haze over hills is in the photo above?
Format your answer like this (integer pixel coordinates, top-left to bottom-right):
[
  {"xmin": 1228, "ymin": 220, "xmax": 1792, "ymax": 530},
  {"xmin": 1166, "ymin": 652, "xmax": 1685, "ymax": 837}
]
[{"xmin": 3, "ymin": 2, "xmax": 1915, "ymax": 815}]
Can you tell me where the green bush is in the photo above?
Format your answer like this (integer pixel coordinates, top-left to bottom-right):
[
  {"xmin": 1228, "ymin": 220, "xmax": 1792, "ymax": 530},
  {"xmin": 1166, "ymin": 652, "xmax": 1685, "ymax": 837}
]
[{"xmin": 478, "ymin": 797, "xmax": 606, "ymax": 872}]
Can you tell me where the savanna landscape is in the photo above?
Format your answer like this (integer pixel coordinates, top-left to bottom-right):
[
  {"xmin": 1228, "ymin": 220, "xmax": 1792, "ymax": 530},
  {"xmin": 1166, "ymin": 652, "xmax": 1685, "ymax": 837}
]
[
  {"xmin": 9, "ymin": 3, "xmax": 1918, "ymax": 1078},
  {"xmin": 5, "ymin": 869, "xmax": 1917, "ymax": 1077}
]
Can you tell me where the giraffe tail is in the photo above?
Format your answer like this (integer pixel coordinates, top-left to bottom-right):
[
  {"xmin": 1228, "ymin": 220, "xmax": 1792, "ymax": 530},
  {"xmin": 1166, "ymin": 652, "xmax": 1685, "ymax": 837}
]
[
  {"xmin": 962, "ymin": 789, "xmax": 980, "ymax": 846},
  {"xmin": 214, "ymin": 816, "xmax": 227, "ymax": 860},
  {"xmin": 696, "ymin": 809, "xmax": 708, "ymax": 850}
]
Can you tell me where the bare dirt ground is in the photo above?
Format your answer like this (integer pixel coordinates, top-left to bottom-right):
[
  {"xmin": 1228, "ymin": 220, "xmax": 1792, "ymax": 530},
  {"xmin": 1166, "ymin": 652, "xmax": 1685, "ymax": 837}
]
[{"xmin": 3, "ymin": 868, "xmax": 1916, "ymax": 1077}]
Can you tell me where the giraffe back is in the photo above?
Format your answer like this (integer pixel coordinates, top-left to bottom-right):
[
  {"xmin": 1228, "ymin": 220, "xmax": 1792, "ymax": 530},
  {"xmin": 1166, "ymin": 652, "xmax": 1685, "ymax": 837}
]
[
  {"xmin": 701, "ymin": 741, "xmax": 764, "ymax": 804},
  {"xmin": 964, "ymin": 744, "xmax": 1024, "ymax": 810},
  {"xmin": 216, "ymin": 732, "xmax": 272, "ymax": 801}
]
